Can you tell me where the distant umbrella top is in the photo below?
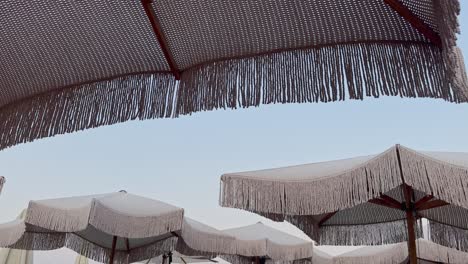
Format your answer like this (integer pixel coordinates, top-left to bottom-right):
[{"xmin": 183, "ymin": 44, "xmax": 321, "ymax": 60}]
[{"xmin": 0, "ymin": 0, "xmax": 466, "ymax": 150}]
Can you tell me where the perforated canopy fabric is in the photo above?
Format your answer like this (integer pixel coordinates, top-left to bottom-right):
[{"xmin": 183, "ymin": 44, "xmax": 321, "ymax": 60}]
[
  {"xmin": 0, "ymin": 0, "xmax": 466, "ymax": 150},
  {"xmin": 0, "ymin": 192, "xmax": 184, "ymax": 264}
]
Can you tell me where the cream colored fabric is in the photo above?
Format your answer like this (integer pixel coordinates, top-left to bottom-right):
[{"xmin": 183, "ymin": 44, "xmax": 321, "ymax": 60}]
[
  {"xmin": 223, "ymin": 222, "xmax": 313, "ymax": 261},
  {"xmin": 0, "ymin": 211, "xmax": 32, "ymax": 264},
  {"xmin": 74, "ymin": 255, "xmax": 88, "ymax": 264},
  {"xmin": 0, "ymin": 192, "xmax": 184, "ymax": 264}
]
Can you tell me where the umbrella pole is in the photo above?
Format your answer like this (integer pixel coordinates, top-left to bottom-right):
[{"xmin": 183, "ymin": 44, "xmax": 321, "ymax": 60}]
[
  {"xmin": 109, "ymin": 236, "xmax": 117, "ymax": 264},
  {"xmin": 396, "ymin": 145, "xmax": 418, "ymax": 264}
]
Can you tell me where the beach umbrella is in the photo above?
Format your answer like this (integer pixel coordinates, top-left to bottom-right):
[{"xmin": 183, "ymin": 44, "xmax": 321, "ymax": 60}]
[
  {"xmin": 311, "ymin": 247, "xmax": 333, "ymax": 264},
  {"xmin": 220, "ymin": 222, "xmax": 313, "ymax": 264},
  {"xmin": 220, "ymin": 145, "xmax": 468, "ymax": 264},
  {"xmin": 75, "ymin": 254, "xmax": 89, "ymax": 264},
  {"xmin": 0, "ymin": 191, "xmax": 184, "ymax": 264},
  {"xmin": 0, "ymin": 177, "xmax": 5, "ymax": 195},
  {"xmin": 0, "ymin": 1, "xmax": 466, "ymax": 151},
  {"xmin": 0, "ymin": 210, "xmax": 33, "ymax": 264},
  {"xmin": 175, "ymin": 218, "xmax": 236, "ymax": 257},
  {"xmin": 141, "ymin": 252, "xmax": 218, "ymax": 264},
  {"xmin": 141, "ymin": 217, "xmax": 236, "ymax": 264},
  {"xmin": 331, "ymin": 239, "xmax": 468, "ymax": 264}
]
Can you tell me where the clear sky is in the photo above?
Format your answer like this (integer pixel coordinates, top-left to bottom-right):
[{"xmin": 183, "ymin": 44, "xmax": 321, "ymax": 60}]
[{"xmin": 1, "ymin": 4, "xmax": 468, "ymax": 264}]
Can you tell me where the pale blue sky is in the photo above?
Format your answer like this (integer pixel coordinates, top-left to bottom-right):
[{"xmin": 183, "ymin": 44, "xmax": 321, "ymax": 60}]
[{"xmin": 1, "ymin": 4, "xmax": 468, "ymax": 264}]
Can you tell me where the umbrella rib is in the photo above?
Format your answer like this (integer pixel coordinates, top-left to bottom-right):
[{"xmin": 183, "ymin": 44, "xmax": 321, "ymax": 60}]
[
  {"xmin": 415, "ymin": 199, "xmax": 450, "ymax": 211},
  {"xmin": 141, "ymin": 0, "xmax": 181, "ymax": 80},
  {"xmin": 383, "ymin": 0, "xmax": 442, "ymax": 48}
]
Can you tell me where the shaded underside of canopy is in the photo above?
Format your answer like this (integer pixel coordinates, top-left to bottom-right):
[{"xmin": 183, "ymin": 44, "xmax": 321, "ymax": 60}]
[{"xmin": 0, "ymin": 0, "xmax": 466, "ymax": 150}]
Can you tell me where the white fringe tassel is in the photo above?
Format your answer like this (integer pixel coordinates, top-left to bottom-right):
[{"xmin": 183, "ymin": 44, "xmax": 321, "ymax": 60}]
[
  {"xmin": 221, "ymin": 146, "xmax": 402, "ymax": 215},
  {"xmin": 319, "ymin": 220, "xmax": 422, "ymax": 246},
  {"xmin": 0, "ymin": 220, "xmax": 26, "ymax": 247},
  {"xmin": 0, "ymin": 41, "xmax": 466, "ymax": 151},
  {"xmin": 89, "ymin": 199, "xmax": 184, "ymax": 239},
  {"xmin": 428, "ymin": 220, "xmax": 468, "ymax": 254},
  {"xmin": 398, "ymin": 146, "xmax": 468, "ymax": 210},
  {"xmin": 178, "ymin": 218, "xmax": 236, "ymax": 255}
]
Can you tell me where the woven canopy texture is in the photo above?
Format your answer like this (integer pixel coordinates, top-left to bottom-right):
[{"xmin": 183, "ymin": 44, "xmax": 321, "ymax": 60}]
[
  {"xmin": 220, "ymin": 145, "xmax": 468, "ymax": 246},
  {"xmin": 0, "ymin": 191, "xmax": 184, "ymax": 264},
  {"xmin": 0, "ymin": 0, "xmax": 466, "ymax": 150}
]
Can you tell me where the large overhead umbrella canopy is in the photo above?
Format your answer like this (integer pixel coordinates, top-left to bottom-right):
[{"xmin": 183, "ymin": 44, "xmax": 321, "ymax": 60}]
[
  {"xmin": 221, "ymin": 222, "xmax": 313, "ymax": 264},
  {"xmin": 220, "ymin": 145, "xmax": 468, "ymax": 263},
  {"xmin": 0, "ymin": 191, "xmax": 184, "ymax": 264},
  {"xmin": 0, "ymin": 1, "xmax": 466, "ymax": 150}
]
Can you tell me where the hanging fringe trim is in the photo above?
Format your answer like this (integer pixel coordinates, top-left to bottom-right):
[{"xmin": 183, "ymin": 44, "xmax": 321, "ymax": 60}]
[
  {"xmin": 8, "ymin": 230, "xmax": 65, "ymax": 250},
  {"xmin": 319, "ymin": 220, "xmax": 422, "ymax": 246},
  {"xmin": 398, "ymin": 146, "xmax": 468, "ymax": 210},
  {"xmin": 0, "ymin": 176, "xmax": 5, "ymax": 194},
  {"xmin": 434, "ymin": 0, "xmax": 468, "ymax": 101},
  {"xmin": 128, "ymin": 236, "xmax": 178, "ymax": 263},
  {"xmin": 175, "ymin": 238, "xmax": 218, "ymax": 258},
  {"xmin": 333, "ymin": 243, "xmax": 407, "ymax": 264},
  {"xmin": 266, "ymin": 240, "xmax": 313, "ymax": 262},
  {"xmin": 178, "ymin": 218, "xmax": 236, "ymax": 255},
  {"xmin": 66, "ymin": 233, "xmax": 177, "ymax": 264},
  {"xmin": 428, "ymin": 220, "xmax": 468, "ymax": 254},
  {"xmin": 0, "ymin": 220, "xmax": 26, "ymax": 247},
  {"xmin": 88, "ymin": 199, "xmax": 184, "ymax": 239},
  {"xmin": 25, "ymin": 200, "xmax": 92, "ymax": 232},
  {"xmin": 416, "ymin": 238, "xmax": 468, "ymax": 264},
  {"xmin": 265, "ymin": 257, "xmax": 313, "ymax": 264},
  {"xmin": 0, "ymin": 41, "xmax": 466, "ymax": 151},
  {"xmin": 220, "ymin": 255, "xmax": 254, "ymax": 264},
  {"xmin": 0, "ymin": 73, "xmax": 177, "ymax": 151},
  {"xmin": 220, "ymin": 146, "xmax": 402, "ymax": 215}
]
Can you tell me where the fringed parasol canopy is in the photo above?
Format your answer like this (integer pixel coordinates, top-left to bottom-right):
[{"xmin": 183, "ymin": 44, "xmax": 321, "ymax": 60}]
[
  {"xmin": 0, "ymin": 191, "xmax": 185, "ymax": 264},
  {"xmin": 0, "ymin": 1, "xmax": 466, "ymax": 150},
  {"xmin": 220, "ymin": 145, "xmax": 468, "ymax": 263},
  {"xmin": 329, "ymin": 239, "xmax": 468, "ymax": 264},
  {"xmin": 221, "ymin": 222, "xmax": 313, "ymax": 264},
  {"xmin": 175, "ymin": 218, "xmax": 236, "ymax": 257}
]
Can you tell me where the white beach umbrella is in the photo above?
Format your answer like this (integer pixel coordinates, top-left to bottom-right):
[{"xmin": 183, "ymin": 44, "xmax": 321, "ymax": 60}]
[
  {"xmin": 0, "ymin": 191, "xmax": 184, "ymax": 264},
  {"xmin": 141, "ymin": 252, "xmax": 218, "ymax": 264},
  {"xmin": 220, "ymin": 145, "xmax": 468, "ymax": 263},
  {"xmin": 311, "ymin": 248, "xmax": 333, "ymax": 264},
  {"xmin": 141, "ymin": 217, "xmax": 235, "ymax": 264},
  {"xmin": 0, "ymin": 210, "xmax": 32, "ymax": 264},
  {"xmin": 221, "ymin": 222, "xmax": 313, "ymax": 264},
  {"xmin": 75, "ymin": 254, "xmax": 89, "ymax": 264},
  {"xmin": 333, "ymin": 239, "xmax": 468, "ymax": 264},
  {"xmin": 176, "ymin": 218, "xmax": 236, "ymax": 257}
]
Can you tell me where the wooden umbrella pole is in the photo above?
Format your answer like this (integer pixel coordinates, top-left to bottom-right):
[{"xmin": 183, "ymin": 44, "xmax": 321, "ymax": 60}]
[
  {"xmin": 396, "ymin": 145, "xmax": 417, "ymax": 264},
  {"xmin": 109, "ymin": 236, "xmax": 118, "ymax": 264},
  {"xmin": 404, "ymin": 187, "xmax": 418, "ymax": 264}
]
